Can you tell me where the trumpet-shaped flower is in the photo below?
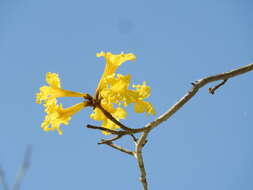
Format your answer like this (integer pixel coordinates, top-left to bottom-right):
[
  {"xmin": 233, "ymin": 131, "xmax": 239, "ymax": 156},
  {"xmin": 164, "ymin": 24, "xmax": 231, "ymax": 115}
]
[
  {"xmin": 36, "ymin": 72, "xmax": 87, "ymax": 104},
  {"xmin": 41, "ymin": 99, "xmax": 88, "ymax": 135},
  {"xmin": 96, "ymin": 51, "xmax": 136, "ymax": 95},
  {"xmin": 36, "ymin": 72, "xmax": 89, "ymax": 134},
  {"xmin": 90, "ymin": 52, "xmax": 155, "ymax": 134}
]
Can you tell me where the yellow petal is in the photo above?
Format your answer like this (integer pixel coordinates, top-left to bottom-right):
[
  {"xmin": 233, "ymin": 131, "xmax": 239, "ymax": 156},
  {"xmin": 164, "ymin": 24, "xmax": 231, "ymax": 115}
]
[
  {"xmin": 36, "ymin": 72, "xmax": 87, "ymax": 104},
  {"xmin": 46, "ymin": 72, "xmax": 61, "ymax": 88},
  {"xmin": 96, "ymin": 52, "xmax": 136, "ymax": 94},
  {"xmin": 41, "ymin": 100, "xmax": 88, "ymax": 135}
]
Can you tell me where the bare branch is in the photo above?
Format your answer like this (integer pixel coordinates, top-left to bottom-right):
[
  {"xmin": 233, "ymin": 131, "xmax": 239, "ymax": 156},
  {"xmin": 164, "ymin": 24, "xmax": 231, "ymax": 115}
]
[
  {"xmin": 0, "ymin": 166, "xmax": 9, "ymax": 190},
  {"xmin": 130, "ymin": 134, "xmax": 138, "ymax": 142},
  {"xmin": 208, "ymin": 79, "xmax": 228, "ymax": 94},
  {"xmin": 101, "ymin": 142, "xmax": 135, "ymax": 156},
  {"xmin": 143, "ymin": 63, "xmax": 253, "ymax": 132},
  {"xmin": 98, "ymin": 135, "xmax": 123, "ymax": 144},
  {"xmin": 135, "ymin": 129, "xmax": 150, "ymax": 190},
  {"xmin": 86, "ymin": 124, "xmax": 130, "ymax": 135},
  {"xmin": 13, "ymin": 145, "xmax": 32, "ymax": 190}
]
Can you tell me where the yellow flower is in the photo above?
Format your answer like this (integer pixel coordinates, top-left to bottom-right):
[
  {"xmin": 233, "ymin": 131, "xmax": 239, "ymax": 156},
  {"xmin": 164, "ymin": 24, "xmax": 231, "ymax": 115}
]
[
  {"xmin": 41, "ymin": 99, "xmax": 89, "ymax": 135},
  {"xmin": 90, "ymin": 52, "xmax": 155, "ymax": 134},
  {"xmin": 96, "ymin": 52, "xmax": 136, "ymax": 95},
  {"xmin": 37, "ymin": 72, "xmax": 89, "ymax": 135},
  {"xmin": 36, "ymin": 72, "xmax": 88, "ymax": 104},
  {"xmin": 99, "ymin": 74, "xmax": 156, "ymax": 115}
]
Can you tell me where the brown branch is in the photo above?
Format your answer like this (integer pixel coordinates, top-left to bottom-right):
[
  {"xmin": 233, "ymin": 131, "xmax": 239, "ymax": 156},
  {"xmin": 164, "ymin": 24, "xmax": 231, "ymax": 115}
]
[
  {"xmin": 142, "ymin": 63, "xmax": 253, "ymax": 132},
  {"xmin": 135, "ymin": 129, "xmax": 150, "ymax": 190},
  {"xmin": 102, "ymin": 142, "xmax": 135, "ymax": 156},
  {"xmin": 98, "ymin": 135, "xmax": 123, "ymax": 144},
  {"xmin": 86, "ymin": 124, "xmax": 130, "ymax": 135},
  {"xmin": 95, "ymin": 103, "xmax": 136, "ymax": 132},
  {"xmin": 130, "ymin": 134, "xmax": 138, "ymax": 142},
  {"xmin": 208, "ymin": 79, "xmax": 228, "ymax": 94}
]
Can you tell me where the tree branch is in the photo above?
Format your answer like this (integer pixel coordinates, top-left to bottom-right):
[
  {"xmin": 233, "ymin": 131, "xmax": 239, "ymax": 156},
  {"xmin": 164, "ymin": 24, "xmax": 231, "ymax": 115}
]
[
  {"xmin": 135, "ymin": 129, "xmax": 150, "ymax": 190},
  {"xmin": 101, "ymin": 142, "xmax": 135, "ymax": 156},
  {"xmin": 208, "ymin": 79, "xmax": 228, "ymax": 94},
  {"xmin": 98, "ymin": 135, "xmax": 123, "ymax": 144},
  {"xmin": 86, "ymin": 124, "xmax": 130, "ymax": 135},
  {"xmin": 143, "ymin": 63, "xmax": 253, "ymax": 132}
]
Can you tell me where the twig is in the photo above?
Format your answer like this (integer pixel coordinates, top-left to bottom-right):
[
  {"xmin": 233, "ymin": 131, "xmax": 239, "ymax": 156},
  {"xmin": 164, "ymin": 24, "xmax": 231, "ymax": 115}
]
[
  {"xmin": 208, "ymin": 79, "xmax": 228, "ymax": 94},
  {"xmin": 85, "ymin": 94, "xmax": 135, "ymax": 132},
  {"xmin": 95, "ymin": 103, "xmax": 136, "ymax": 132},
  {"xmin": 0, "ymin": 166, "xmax": 9, "ymax": 190},
  {"xmin": 98, "ymin": 135, "xmax": 123, "ymax": 144},
  {"xmin": 102, "ymin": 142, "xmax": 135, "ymax": 156},
  {"xmin": 90, "ymin": 103, "xmax": 148, "ymax": 133},
  {"xmin": 13, "ymin": 145, "xmax": 32, "ymax": 190},
  {"xmin": 86, "ymin": 124, "xmax": 130, "ymax": 135},
  {"xmin": 130, "ymin": 134, "xmax": 138, "ymax": 142},
  {"xmin": 143, "ymin": 63, "xmax": 253, "ymax": 132}
]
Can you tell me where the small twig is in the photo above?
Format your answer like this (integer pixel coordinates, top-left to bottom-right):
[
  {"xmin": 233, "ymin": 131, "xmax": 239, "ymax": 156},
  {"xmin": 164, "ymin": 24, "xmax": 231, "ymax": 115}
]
[
  {"xmin": 86, "ymin": 124, "xmax": 131, "ymax": 135},
  {"xmin": 130, "ymin": 134, "xmax": 138, "ymax": 142},
  {"xmin": 13, "ymin": 145, "xmax": 32, "ymax": 190},
  {"xmin": 98, "ymin": 135, "xmax": 123, "ymax": 144},
  {"xmin": 102, "ymin": 142, "xmax": 135, "ymax": 156},
  {"xmin": 208, "ymin": 79, "xmax": 227, "ymax": 94},
  {"xmin": 95, "ymin": 103, "xmax": 136, "ymax": 132},
  {"xmin": 92, "ymin": 103, "xmax": 150, "ymax": 134},
  {"xmin": 0, "ymin": 166, "xmax": 9, "ymax": 190}
]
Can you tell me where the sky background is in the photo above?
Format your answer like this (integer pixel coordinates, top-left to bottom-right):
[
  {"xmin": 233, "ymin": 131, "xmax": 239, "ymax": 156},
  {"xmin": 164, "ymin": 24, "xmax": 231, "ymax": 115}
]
[{"xmin": 0, "ymin": 0, "xmax": 253, "ymax": 189}]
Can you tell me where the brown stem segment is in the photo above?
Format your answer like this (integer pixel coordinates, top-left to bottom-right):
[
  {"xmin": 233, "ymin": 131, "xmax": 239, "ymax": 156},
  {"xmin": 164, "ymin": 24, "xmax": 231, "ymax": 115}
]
[
  {"xmin": 103, "ymin": 142, "xmax": 135, "ymax": 156},
  {"xmin": 95, "ymin": 103, "xmax": 135, "ymax": 132},
  {"xmin": 98, "ymin": 135, "xmax": 123, "ymax": 144},
  {"xmin": 135, "ymin": 137, "xmax": 148, "ymax": 190},
  {"xmin": 86, "ymin": 125, "xmax": 130, "ymax": 135},
  {"xmin": 208, "ymin": 79, "xmax": 227, "ymax": 94}
]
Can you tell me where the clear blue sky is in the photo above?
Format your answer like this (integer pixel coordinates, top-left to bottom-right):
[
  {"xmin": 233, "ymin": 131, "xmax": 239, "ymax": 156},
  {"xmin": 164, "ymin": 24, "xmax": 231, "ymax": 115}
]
[{"xmin": 0, "ymin": 0, "xmax": 253, "ymax": 189}]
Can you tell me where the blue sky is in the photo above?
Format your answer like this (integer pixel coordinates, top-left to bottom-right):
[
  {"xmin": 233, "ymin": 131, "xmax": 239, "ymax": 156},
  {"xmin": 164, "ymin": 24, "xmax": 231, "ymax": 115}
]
[{"xmin": 0, "ymin": 0, "xmax": 253, "ymax": 189}]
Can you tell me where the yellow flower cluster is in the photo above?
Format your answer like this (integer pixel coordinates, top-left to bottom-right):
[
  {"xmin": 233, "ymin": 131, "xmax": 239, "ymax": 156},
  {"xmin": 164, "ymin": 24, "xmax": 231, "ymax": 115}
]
[
  {"xmin": 36, "ymin": 72, "xmax": 88, "ymax": 134},
  {"xmin": 91, "ymin": 52, "xmax": 155, "ymax": 134},
  {"xmin": 36, "ymin": 52, "xmax": 155, "ymax": 135}
]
